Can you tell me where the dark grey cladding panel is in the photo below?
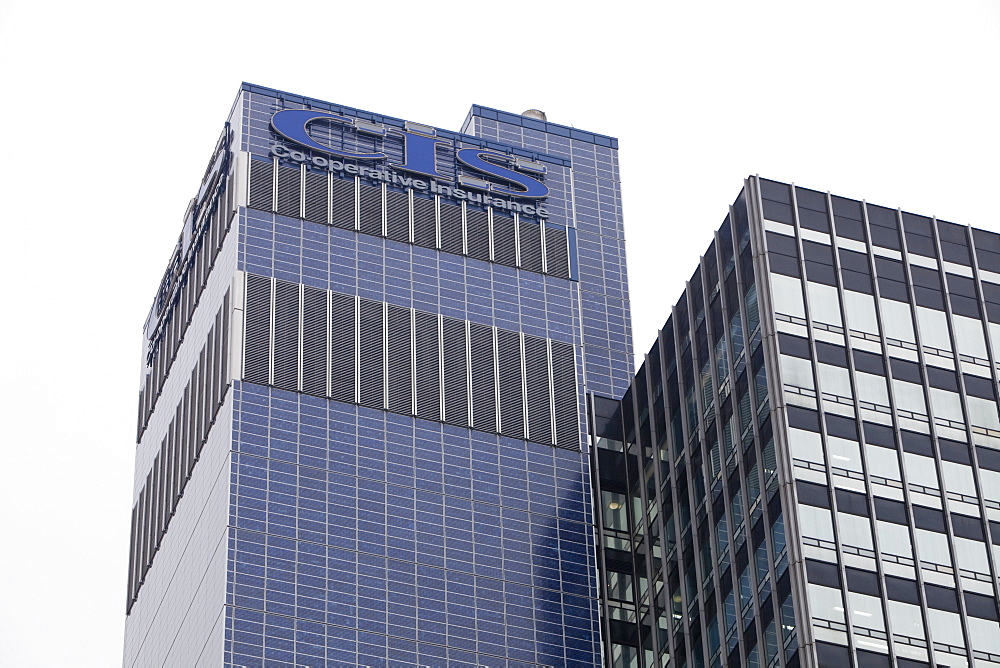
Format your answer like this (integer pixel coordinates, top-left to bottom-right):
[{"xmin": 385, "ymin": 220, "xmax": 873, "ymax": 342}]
[
  {"xmin": 414, "ymin": 311, "xmax": 441, "ymax": 422},
  {"xmin": 271, "ymin": 280, "xmax": 299, "ymax": 392},
  {"xmin": 243, "ymin": 274, "xmax": 271, "ymax": 386},
  {"xmin": 301, "ymin": 286, "xmax": 328, "ymax": 398},
  {"xmin": 439, "ymin": 201, "xmax": 464, "ymax": 256},
  {"xmin": 386, "ymin": 305, "xmax": 413, "ymax": 415},
  {"xmin": 275, "ymin": 165, "xmax": 301, "ymax": 219},
  {"xmin": 412, "ymin": 196, "xmax": 436, "ymax": 248},
  {"xmin": 385, "ymin": 190, "xmax": 409, "ymax": 244},
  {"xmin": 442, "ymin": 317, "xmax": 469, "ymax": 427},
  {"xmin": 469, "ymin": 323, "xmax": 498, "ymax": 435},
  {"xmin": 466, "ymin": 209, "xmax": 490, "ymax": 262},
  {"xmin": 331, "ymin": 177, "xmax": 355, "ymax": 230},
  {"xmin": 328, "ymin": 293, "xmax": 355, "ymax": 403},
  {"xmin": 302, "ymin": 170, "xmax": 327, "ymax": 225},
  {"xmin": 358, "ymin": 299, "xmax": 384, "ymax": 410},
  {"xmin": 496, "ymin": 329, "xmax": 525, "ymax": 440},
  {"xmin": 248, "ymin": 159, "xmax": 273, "ymax": 212},
  {"xmin": 358, "ymin": 182, "xmax": 382, "ymax": 237}
]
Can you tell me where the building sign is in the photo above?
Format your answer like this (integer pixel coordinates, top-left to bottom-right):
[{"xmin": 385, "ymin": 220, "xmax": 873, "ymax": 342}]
[{"xmin": 269, "ymin": 109, "xmax": 551, "ymax": 216}]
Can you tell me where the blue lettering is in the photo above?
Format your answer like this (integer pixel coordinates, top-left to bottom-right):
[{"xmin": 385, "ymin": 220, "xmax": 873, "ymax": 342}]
[
  {"xmin": 455, "ymin": 148, "xmax": 548, "ymax": 199},
  {"xmin": 390, "ymin": 130, "xmax": 451, "ymax": 179},
  {"xmin": 271, "ymin": 109, "xmax": 387, "ymax": 160}
]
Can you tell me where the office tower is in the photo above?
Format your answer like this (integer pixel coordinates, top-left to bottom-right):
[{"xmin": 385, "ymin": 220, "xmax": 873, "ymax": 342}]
[
  {"xmin": 123, "ymin": 84, "xmax": 632, "ymax": 667},
  {"xmin": 591, "ymin": 176, "xmax": 1000, "ymax": 668}
]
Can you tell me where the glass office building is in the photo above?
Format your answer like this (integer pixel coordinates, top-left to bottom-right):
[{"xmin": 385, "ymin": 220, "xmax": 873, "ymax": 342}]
[
  {"xmin": 591, "ymin": 176, "xmax": 1000, "ymax": 668},
  {"xmin": 123, "ymin": 84, "xmax": 632, "ymax": 667}
]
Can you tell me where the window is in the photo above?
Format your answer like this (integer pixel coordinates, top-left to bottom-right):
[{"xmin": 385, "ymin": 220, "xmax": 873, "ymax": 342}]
[
  {"xmin": 797, "ymin": 504, "xmax": 835, "ymax": 543},
  {"xmin": 880, "ymin": 299, "xmax": 915, "ymax": 344},
  {"xmin": 876, "ymin": 521, "xmax": 912, "ymax": 560},
  {"xmin": 914, "ymin": 529, "xmax": 951, "ymax": 567},
  {"xmin": 808, "ymin": 282, "xmax": 843, "ymax": 327},
  {"xmin": 903, "ymin": 453, "xmax": 939, "ymax": 490},
  {"xmin": 789, "ymin": 427, "xmax": 825, "ymax": 465},
  {"xmin": 893, "ymin": 380, "xmax": 927, "ymax": 416},
  {"xmin": 827, "ymin": 436, "xmax": 863, "ymax": 473},
  {"xmin": 953, "ymin": 314, "xmax": 988, "ymax": 359},
  {"xmin": 844, "ymin": 291, "xmax": 880, "ymax": 335},
  {"xmin": 781, "ymin": 355, "xmax": 815, "ymax": 390},
  {"xmin": 865, "ymin": 445, "xmax": 901, "ymax": 482},
  {"xmin": 818, "ymin": 363, "xmax": 853, "ymax": 398},
  {"xmin": 916, "ymin": 307, "xmax": 952, "ymax": 352},
  {"xmin": 771, "ymin": 274, "xmax": 806, "ymax": 319},
  {"xmin": 837, "ymin": 513, "xmax": 874, "ymax": 551},
  {"xmin": 856, "ymin": 372, "xmax": 890, "ymax": 407}
]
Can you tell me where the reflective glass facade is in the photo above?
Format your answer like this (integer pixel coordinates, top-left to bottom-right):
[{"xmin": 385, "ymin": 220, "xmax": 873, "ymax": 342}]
[
  {"xmin": 592, "ymin": 177, "xmax": 1000, "ymax": 668},
  {"xmin": 124, "ymin": 84, "xmax": 632, "ymax": 667}
]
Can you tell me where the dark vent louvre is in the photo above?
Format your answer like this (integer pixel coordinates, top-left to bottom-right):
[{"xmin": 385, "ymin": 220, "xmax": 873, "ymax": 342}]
[
  {"xmin": 247, "ymin": 159, "xmax": 274, "ymax": 211},
  {"xmin": 329, "ymin": 293, "xmax": 356, "ymax": 403},
  {"xmin": 524, "ymin": 335, "xmax": 553, "ymax": 444},
  {"xmin": 272, "ymin": 281, "xmax": 300, "ymax": 392},
  {"xmin": 414, "ymin": 311, "xmax": 441, "ymax": 421},
  {"xmin": 544, "ymin": 226, "xmax": 570, "ymax": 279},
  {"xmin": 129, "ymin": 295, "xmax": 232, "ymax": 614},
  {"xmin": 331, "ymin": 177, "xmax": 355, "ymax": 230},
  {"xmin": 492, "ymin": 214, "xmax": 517, "ymax": 267},
  {"xmin": 518, "ymin": 220, "xmax": 544, "ymax": 273},
  {"xmin": 496, "ymin": 330, "xmax": 525, "ymax": 439},
  {"xmin": 275, "ymin": 165, "xmax": 301, "ymax": 218},
  {"xmin": 359, "ymin": 183, "xmax": 383, "ymax": 237},
  {"xmin": 386, "ymin": 306, "xmax": 413, "ymax": 415},
  {"xmin": 469, "ymin": 323, "xmax": 497, "ymax": 433},
  {"xmin": 466, "ymin": 209, "xmax": 491, "ymax": 262},
  {"xmin": 413, "ymin": 196, "xmax": 437, "ymax": 248},
  {"xmin": 301, "ymin": 286, "xmax": 328, "ymax": 397},
  {"xmin": 243, "ymin": 274, "xmax": 271, "ymax": 385},
  {"xmin": 358, "ymin": 299, "xmax": 384, "ymax": 409},
  {"xmin": 386, "ymin": 190, "xmax": 410, "ymax": 243},
  {"xmin": 303, "ymin": 171, "xmax": 328, "ymax": 224},
  {"xmin": 220, "ymin": 291, "xmax": 231, "ymax": 398},
  {"xmin": 440, "ymin": 202, "xmax": 464, "ymax": 255},
  {"xmin": 551, "ymin": 341, "xmax": 579, "ymax": 449},
  {"xmin": 441, "ymin": 317, "xmax": 469, "ymax": 426}
]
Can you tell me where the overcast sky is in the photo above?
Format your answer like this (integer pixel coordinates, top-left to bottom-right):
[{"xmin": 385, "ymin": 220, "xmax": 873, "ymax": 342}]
[{"xmin": 0, "ymin": 1, "xmax": 997, "ymax": 665}]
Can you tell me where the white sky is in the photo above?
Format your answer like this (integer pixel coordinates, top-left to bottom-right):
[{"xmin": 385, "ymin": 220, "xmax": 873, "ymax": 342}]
[{"xmin": 0, "ymin": 1, "xmax": 997, "ymax": 665}]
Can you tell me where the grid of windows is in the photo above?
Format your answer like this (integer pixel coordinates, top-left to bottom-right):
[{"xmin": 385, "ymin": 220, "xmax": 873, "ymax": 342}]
[
  {"xmin": 592, "ymin": 176, "xmax": 1000, "ymax": 668},
  {"xmin": 759, "ymin": 176, "xmax": 1000, "ymax": 668},
  {"xmin": 591, "ymin": 189, "xmax": 791, "ymax": 668}
]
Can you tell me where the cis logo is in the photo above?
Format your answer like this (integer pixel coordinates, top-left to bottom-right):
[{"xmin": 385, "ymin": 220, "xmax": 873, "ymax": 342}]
[{"xmin": 270, "ymin": 109, "xmax": 549, "ymax": 200}]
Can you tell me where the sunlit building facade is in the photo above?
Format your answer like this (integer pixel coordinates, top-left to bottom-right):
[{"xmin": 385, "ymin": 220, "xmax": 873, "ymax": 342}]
[
  {"xmin": 591, "ymin": 177, "xmax": 1000, "ymax": 668},
  {"xmin": 123, "ymin": 83, "xmax": 632, "ymax": 667}
]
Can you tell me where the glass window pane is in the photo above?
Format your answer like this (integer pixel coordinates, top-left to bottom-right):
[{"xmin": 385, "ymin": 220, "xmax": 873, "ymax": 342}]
[
  {"xmin": 917, "ymin": 306, "xmax": 952, "ymax": 352},
  {"xmin": 844, "ymin": 291, "xmax": 879, "ymax": 335},
  {"xmin": 881, "ymin": 299, "xmax": 915, "ymax": 344},
  {"xmin": 771, "ymin": 274, "xmax": 806, "ymax": 319},
  {"xmin": 953, "ymin": 315, "xmax": 988, "ymax": 359},
  {"xmin": 808, "ymin": 282, "xmax": 842, "ymax": 327}
]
